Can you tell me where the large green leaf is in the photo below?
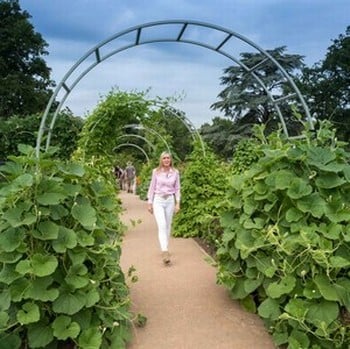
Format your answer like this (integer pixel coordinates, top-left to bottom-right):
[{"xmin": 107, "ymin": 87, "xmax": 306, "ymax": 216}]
[
  {"xmin": 306, "ymin": 300, "xmax": 339, "ymax": 327},
  {"xmin": 58, "ymin": 163, "xmax": 85, "ymax": 177},
  {"xmin": 53, "ymin": 290, "xmax": 86, "ymax": 315},
  {"xmin": 314, "ymin": 274, "xmax": 339, "ymax": 301},
  {"xmin": 0, "ymin": 333, "xmax": 21, "ymax": 349},
  {"xmin": 258, "ymin": 297, "xmax": 281, "ymax": 320},
  {"xmin": 285, "ymin": 298, "xmax": 309, "ymax": 319},
  {"xmin": 52, "ymin": 226, "xmax": 77, "ymax": 253},
  {"xmin": 65, "ymin": 265, "xmax": 89, "ymax": 289},
  {"xmin": 25, "ymin": 276, "xmax": 59, "ymax": 302},
  {"xmin": 0, "ymin": 264, "xmax": 21, "ymax": 284},
  {"xmin": 31, "ymin": 254, "xmax": 58, "ymax": 277},
  {"xmin": 71, "ymin": 202, "xmax": 97, "ymax": 227},
  {"xmin": 307, "ymin": 147, "xmax": 336, "ymax": 167},
  {"xmin": 52, "ymin": 315, "xmax": 80, "ymax": 340},
  {"xmin": 33, "ymin": 221, "xmax": 60, "ymax": 240},
  {"xmin": 285, "ymin": 207, "xmax": 303, "ymax": 222},
  {"xmin": 266, "ymin": 275, "xmax": 296, "ymax": 299},
  {"xmin": 28, "ymin": 321, "xmax": 54, "ymax": 348},
  {"xmin": 296, "ymin": 193, "xmax": 326, "ymax": 218},
  {"xmin": 0, "ymin": 227, "xmax": 25, "ymax": 252},
  {"xmin": 36, "ymin": 192, "xmax": 67, "ymax": 205},
  {"xmin": 315, "ymin": 173, "xmax": 346, "ymax": 189},
  {"xmin": 0, "ymin": 289, "xmax": 11, "ymax": 311},
  {"xmin": 78, "ymin": 328, "xmax": 102, "ymax": 349},
  {"xmin": 286, "ymin": 178, "xmax": 312, "ymax": 199},
  {"xmin": 2, "ymin": 207, "xmax": 24, "ymax": 227},
  {"xmin": 17, "ymin": 302, "xmax": 40, "ymax": 325}
]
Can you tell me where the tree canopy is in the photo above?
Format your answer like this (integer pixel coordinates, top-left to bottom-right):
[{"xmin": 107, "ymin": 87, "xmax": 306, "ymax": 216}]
[
  {"xmin": 0, "ymin": 0, "xmax": 55, "ymax": 118},
  {"xmin": 298, "ymin": 26, "xmax": 350, "ymax": 141}
]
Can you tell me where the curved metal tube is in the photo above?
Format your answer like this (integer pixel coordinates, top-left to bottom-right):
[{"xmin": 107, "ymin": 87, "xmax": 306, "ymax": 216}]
[
  {"xmin": 36, "ymin": 19, "xmax": 313, "ymax": 157},
  {"xmin": 113, "ymin": 143, "xmax": 150, "ymax": 162}
]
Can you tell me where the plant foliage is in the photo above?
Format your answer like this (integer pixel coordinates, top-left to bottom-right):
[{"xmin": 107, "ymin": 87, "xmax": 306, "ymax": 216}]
[
  {"xmin": 0, "ymin": 145, "xmax": 132, "ymax": 348},
  {"xmin": 217, "ymin": 121, "xmax": 350, "ymax": 348}
]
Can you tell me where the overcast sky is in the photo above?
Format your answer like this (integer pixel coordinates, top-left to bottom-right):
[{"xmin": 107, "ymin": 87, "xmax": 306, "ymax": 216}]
[{"xmin": 20, "ymin": 0, "xmax": 349, "ymax": 126}]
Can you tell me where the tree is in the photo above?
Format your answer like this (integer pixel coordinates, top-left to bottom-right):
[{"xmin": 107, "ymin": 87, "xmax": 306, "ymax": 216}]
[
  {"xmin": 0, "ymin": 109, "xmax": 84, "ymax": 160},
  {"xmin": 298, "ymin": 26, "xmax": 350, "ymax": 141},
  {"xmin": 211, "ymin": 47, "xmax": 305, "ymax": 135},
  {"xmin": 0, "ymin": 0, "xmax": 55, "ymax": 118}
]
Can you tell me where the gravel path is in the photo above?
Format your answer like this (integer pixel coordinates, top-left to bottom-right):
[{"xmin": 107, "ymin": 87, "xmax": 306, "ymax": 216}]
[{"xmin": 119, "ymin": 191, "xmax": 276, "ymax": 349}]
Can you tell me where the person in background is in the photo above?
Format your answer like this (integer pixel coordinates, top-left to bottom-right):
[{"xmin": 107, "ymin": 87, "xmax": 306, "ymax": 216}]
[
  {"xmin": 147, "ymin": 151, "xmax": 180, "ymax": 265},
  {"xmin": 125, "ymin": 161, "xmax": 136, "ymax": 193}
]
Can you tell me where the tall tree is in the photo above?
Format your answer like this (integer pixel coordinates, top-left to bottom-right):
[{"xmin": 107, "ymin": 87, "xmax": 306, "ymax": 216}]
[
  {"xmin": 211, "ymin": 47, "xmax": 304, "ymax": 135},
  {"xmin": 0, "ymin": 0, "xmax": 55, "ymax": 118},
  {"xmin": 298, "ymin": 26, "xmax": 350, "ymax": 141}
]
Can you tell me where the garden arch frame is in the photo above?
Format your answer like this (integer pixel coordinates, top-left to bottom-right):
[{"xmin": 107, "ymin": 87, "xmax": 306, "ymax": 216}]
[{"xmin": 36, "ymin": 19, "xmax": 313, "ymax": 158}]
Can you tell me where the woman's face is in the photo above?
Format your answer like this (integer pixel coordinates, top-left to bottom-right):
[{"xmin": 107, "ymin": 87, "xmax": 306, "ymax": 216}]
[{"xmin": 161, "ymin": 154, "xmax": 171, "ymax": 167}]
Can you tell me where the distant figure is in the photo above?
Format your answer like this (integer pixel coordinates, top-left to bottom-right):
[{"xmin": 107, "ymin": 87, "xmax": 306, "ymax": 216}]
[
  {"xmin": 147, "ymin": 152, "xmax": 180, "ymax": 265},
  {"xmin": 125, "ymin": 162, "xmax": 136, "ymax": 193},
  {"xmin": 114, "ymin": 165, "xmax": 124, "ymax": 190}
]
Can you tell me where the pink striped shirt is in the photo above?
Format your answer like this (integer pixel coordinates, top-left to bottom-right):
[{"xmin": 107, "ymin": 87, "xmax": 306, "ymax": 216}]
[{"xmin": 147, "ymin": 168, "xmax": 181, "ymax": 204}]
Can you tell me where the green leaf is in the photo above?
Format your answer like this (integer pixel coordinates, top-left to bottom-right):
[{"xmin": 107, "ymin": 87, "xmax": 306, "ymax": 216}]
[
  {"xmin": 266, "ymin": 170, "xmax": 295, "ymax": 190},
  {"xmin": 0, "ymin": 289, "xmax": 11, "ymax": 311},
  {"xmin": 285, "ymin": 298, "xmax": 309, "ymax": 319},
  {"xmin": 25, "ymin": 277, "xmax": 59, "ymax": 302},
  {"xmin": 36, "ymin": 192, "xmax": 67, "ymax": 205},
  {"xmin": 65, "ymin": 265, "xmax": 89, "ymax": 289},
  {"xmin": 296, "ymin": 193, "xmax": 326, "ymax": 218},
  {"xmin": 266, "ymin": 275, "xmax": 296, "ymax": 299},
  {"xmin": 53, "ymin": 290, "xmax": 86, "ymax": 315},
  {"xmin": 285, "ymin": 207, "xmax": 303, "ymax": 222},
  {"xmin": 0, "ymin": 264, "xmax": 21, "ymax": 284},
  {"xmin": 71, "ymin": 202, "xmax": 97, "ymax": 227},
  {"xmin": 0, "ymin": 227, "xmax": 25, "ymax": 252},
  {"xmin": 0, "ymin": 333, "xmax": 21, "ymax": 349},
  {"xmin": 17, "ymin": 302, "xmax": 40, "ymax": 325},
  {"xmin": 52, "ymin": 315, "xmax": 80, "ymax": 340},
  {"xmin": 286, "ymin": 178, "xmax": 312, "ymax": 199},
  {"xmin": 59, "ymin": 163, "xmax": 85, "ymax": 177},
  {"xmin": 14, "ymin": 173, "xmax": 34, "ymax": 187},
  {"xmin": 2, "ymin": 207, "xmax": 24, "ymax": 227},
  {"xmin": 288, "ymin": 329, "xmax": 310, "ymax": 349},
  {"xmin": 0, "ymin": 311, "xmax": 9, "ymax": 327},
  {"xmin": 329, "ymin": 256, "xmax": 350, "ymax": 268},
  {"xmin": 33, "ymin": 221, "xmax": 59, "ymax": 240},
  {"xmin": 306, "ymin": 300, "xmax": 339, "ymax": 327},
  {"xmin": 314, "ymin": 274, "xmax": 339, "ymax": 301},
  {"xmin": 78, "ymin": 328, "xmax": 102, "ymax": 349},
  {"xmin": 28, "ymin": 321, "xmax": 54, "ymax": 348},
  {"xmin": 31, "ymin": 254, "xmax": 58, "ymax": 277},
  {"xmin": 244, "ymin": 278, "xmax": 262, "ymax": 293},
  {"xmin": 85, "ymin": 288, "xmax": 100, "ymax": 308},
  {"xmin": 52, "ymin": 226, "xmax": 77, "ymax": 253},
  {"xmin": 258, "ymin": 297, "xmax": 281, "ymax": 320},
  {"xmin": 315, "ymin": 173, "xmax": 346, "ymax": 189},
  {"xmin": 307, "ymin": 147, "xmax": 336, "ymax": 167}
]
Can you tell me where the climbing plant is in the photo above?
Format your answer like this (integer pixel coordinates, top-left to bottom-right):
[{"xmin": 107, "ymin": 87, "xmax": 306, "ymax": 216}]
[
  {"xmin": 0, "ymin": 145, "xmax": 133, "ymax": 349},
  {"xmin": 217, "ymin": 121, "xmax": 350, "ymax": 348},
  {"xmin": 173, "ymin": 141, "xmax": 229, "ymax": 247}
]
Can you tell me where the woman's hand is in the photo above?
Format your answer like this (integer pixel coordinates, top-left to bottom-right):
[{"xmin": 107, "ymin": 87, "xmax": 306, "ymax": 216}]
[
  {"xmin": 175, "ymin": 202, "xmax": 180, "ymax": 213},
  {"xmin": 147, "ymin": 204, "xmax": 153, "ymax": 214}
]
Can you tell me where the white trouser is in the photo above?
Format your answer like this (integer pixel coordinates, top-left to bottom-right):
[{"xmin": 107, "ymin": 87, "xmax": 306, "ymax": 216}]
[{"xmin": 153, "ymin": 194, "xmax": 175, "ymax": 252}]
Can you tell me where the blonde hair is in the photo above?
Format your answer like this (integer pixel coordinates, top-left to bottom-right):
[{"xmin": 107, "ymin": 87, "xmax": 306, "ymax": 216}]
[{"xmin": 157, "ymin": 151, "xmax": 173, "ymax": 170}]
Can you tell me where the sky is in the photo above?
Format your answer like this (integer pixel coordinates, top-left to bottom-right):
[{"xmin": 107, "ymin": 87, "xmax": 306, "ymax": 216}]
[{"xmin": 19, "ymin": 0, "xmax": 350, "ymax": 127}]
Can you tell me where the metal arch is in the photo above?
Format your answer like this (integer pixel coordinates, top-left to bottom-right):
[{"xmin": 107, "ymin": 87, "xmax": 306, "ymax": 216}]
[
  {"xmin": 116, "ymin": 134, "xmax": 156, "ymax": 151},
  {"xmin": 36, "ymin": 19, "xmax": 314, "ymax": 157},
  {"xmin": 154, "ymin": 103, "xmax": 206, "ymax": 156},
  {"xmin": 123, "ymin": 124, "xmax": 171, "ymax": 154},
  {"xmin": 113, "ymin": 143, "xmax": 150, "ymax": 163}
]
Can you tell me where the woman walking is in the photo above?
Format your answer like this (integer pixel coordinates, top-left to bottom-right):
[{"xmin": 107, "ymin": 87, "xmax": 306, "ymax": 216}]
[{"xmin": 147, "ymin": 152, "xmax": 180, "ymax": 265}]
